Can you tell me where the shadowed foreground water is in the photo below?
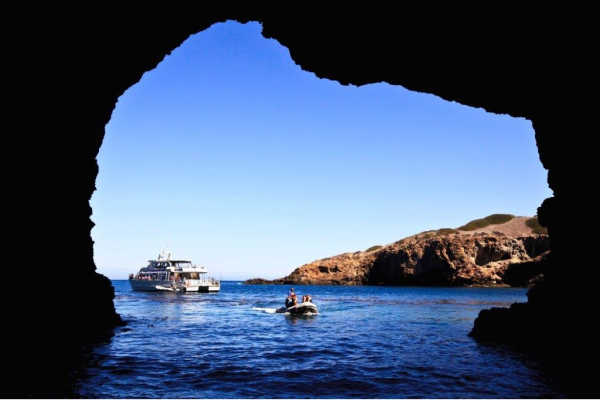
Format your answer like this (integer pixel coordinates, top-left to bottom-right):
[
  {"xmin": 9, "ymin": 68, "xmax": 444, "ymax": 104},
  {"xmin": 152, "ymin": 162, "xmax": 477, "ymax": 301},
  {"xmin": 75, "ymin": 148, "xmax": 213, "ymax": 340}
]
[{"xmin": 72, "ymin": 281, "xmax": 561, "ymax": 398}]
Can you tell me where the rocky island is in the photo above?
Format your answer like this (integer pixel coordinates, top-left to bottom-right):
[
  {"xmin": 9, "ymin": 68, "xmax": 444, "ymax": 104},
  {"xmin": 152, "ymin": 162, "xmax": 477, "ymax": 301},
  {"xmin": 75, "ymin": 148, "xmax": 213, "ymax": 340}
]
[{"xmin": 246, "ymin": 214, "xmax": 549, "ymax": 287}]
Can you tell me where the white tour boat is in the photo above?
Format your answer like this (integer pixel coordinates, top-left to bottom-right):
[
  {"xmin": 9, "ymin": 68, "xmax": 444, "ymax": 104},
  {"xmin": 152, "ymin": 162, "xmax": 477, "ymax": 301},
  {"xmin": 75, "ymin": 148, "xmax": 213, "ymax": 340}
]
[{"xmin": 129, "ymin": 251, "xmax": 220, "ymax": 293}]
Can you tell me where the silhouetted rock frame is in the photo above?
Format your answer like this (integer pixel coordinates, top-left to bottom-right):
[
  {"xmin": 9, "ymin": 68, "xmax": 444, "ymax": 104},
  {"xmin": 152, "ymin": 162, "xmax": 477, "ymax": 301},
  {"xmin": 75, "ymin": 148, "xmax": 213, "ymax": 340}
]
[{"xmin": 8, "ymin": 8, "xmax": 595, "ymax": 397}]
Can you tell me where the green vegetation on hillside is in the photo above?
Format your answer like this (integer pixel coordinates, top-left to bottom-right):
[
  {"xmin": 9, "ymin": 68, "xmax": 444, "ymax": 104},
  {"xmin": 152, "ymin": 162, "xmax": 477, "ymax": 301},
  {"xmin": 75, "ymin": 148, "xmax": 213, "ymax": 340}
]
[
  {"xmin": 417, "ymin": 230, "xmax": 435, "ymax": 235},
  {"xmin": 457, "ymin": 214, "xmax": 515, "ymax": 231},
  {"xmin": 436, "ymin": 228, "xmax": 458, "ymax": 235},
  {"xmin": 366, "ymin": 245, "xmax": 383, "ymax": 252},
  {"xmin": 525, "ymin": 216, "xmax": 548, "ymax": 234}
]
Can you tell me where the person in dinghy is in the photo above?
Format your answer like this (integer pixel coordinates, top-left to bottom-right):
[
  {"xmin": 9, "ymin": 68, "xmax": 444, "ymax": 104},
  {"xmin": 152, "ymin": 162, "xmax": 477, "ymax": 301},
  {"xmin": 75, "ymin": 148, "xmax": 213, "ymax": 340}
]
[
  {"xmin": 278, "ymin": 288, "xmax": 318, "ymax": 315},
  {"xmin": 285, "ymin": 288, "xmax": 297, "ymax": 308}
]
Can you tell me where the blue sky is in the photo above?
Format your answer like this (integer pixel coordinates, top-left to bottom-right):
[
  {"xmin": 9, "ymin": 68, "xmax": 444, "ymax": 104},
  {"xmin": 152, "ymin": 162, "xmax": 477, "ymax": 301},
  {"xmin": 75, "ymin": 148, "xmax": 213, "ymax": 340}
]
[{"xmin": 91, "ymin": 21, "xmax": 551, "ymax": 280}]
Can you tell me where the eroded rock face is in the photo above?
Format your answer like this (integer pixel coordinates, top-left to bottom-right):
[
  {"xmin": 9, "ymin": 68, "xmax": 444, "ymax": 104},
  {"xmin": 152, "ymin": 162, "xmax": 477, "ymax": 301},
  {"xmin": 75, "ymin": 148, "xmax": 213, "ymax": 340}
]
[{"xmin": 267, "ymin": 232, "xmax": 549, "ymax": 286}]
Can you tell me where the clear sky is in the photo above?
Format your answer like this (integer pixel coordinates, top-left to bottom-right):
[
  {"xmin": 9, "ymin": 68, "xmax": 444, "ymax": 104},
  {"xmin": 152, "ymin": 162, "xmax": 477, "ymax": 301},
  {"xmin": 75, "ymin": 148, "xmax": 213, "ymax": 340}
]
[{"xmin": 91, "ymin": 21, "xmax": 552, "ymax": 280}]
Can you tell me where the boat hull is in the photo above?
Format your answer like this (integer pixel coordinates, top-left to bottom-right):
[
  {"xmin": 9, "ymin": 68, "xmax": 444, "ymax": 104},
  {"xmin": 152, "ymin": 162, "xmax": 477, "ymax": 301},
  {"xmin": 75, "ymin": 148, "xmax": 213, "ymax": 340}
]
[
  {"xmin": 129, "ymin": 279, "xmax": 172, "ymax": 292},
  {"xmin": 129, "ymin": 279, "xmax": 220, "ymax": 292},
  {"xmin": 193, "ymin": 284, "xmax": 220, "ymax": 293},
  {"xmin": 277, "ymin": 302, "xmax": 318, "ymax": 315}
]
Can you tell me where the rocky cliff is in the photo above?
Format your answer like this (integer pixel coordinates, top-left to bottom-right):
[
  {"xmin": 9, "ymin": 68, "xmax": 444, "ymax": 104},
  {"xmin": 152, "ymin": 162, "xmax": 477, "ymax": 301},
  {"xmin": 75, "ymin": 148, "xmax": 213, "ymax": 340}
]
[{"xmin": 248, "ymin": 216, "xmax": 549, "ymax": 287}]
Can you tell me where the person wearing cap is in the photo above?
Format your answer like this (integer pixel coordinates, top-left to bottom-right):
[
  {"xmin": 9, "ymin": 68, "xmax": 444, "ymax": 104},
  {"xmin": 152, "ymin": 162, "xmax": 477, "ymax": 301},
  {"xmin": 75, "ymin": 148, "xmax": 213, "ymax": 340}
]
[{"xmin": 286, "ymin": 287, "xmax": 297, "ymax": 307}]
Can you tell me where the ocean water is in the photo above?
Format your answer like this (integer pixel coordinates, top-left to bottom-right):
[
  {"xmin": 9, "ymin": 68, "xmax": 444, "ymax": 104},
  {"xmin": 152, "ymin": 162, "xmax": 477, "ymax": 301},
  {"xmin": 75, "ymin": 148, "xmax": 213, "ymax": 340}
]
[{"xmin": 72, "ymin": 281, "xmax": 560, "ymax": 398}]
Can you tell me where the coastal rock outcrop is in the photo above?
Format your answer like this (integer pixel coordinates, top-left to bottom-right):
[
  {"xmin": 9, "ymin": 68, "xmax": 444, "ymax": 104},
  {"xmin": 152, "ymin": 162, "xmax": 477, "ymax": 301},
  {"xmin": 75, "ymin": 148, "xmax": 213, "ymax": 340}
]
[
  {"xmin": 244, "ymin": 278, "xmax": 274, "ymax": 285},
  {"xmin": 248, "ymin": 216, "xmax": 550, "ymax": 287}
]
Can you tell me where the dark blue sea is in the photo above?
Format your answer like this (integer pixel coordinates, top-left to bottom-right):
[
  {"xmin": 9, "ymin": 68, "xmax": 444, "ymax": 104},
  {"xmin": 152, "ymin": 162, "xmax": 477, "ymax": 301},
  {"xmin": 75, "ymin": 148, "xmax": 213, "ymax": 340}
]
[{"xmin": 72, "ymin": 281, "xmax": 561, "ymax": 398}]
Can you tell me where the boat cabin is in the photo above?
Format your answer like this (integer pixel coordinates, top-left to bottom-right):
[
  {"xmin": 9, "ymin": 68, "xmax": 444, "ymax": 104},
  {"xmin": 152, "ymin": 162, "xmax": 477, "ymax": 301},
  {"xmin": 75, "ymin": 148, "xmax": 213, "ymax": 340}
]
[{"xmin": 133, "ymin": 259, "xmax": 210, "ymax": 282}]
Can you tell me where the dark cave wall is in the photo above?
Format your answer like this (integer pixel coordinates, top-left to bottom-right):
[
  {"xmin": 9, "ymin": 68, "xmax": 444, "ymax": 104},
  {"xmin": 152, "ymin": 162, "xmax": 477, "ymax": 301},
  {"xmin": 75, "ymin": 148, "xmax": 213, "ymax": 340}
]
[{"xmin": 13, "ymin": 10, "xmax": 594, "ymax": 396}]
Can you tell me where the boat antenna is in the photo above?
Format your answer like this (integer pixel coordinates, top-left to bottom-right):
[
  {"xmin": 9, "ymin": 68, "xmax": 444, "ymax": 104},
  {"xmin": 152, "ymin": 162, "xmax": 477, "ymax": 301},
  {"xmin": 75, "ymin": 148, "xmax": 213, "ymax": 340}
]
[
  {"xmin": 158, "ymin": 247, "xmax": 170, "ymax": 261},
  {"xmin": 158, "ymin": 248, "xmax": 171, "ymax": 261}
]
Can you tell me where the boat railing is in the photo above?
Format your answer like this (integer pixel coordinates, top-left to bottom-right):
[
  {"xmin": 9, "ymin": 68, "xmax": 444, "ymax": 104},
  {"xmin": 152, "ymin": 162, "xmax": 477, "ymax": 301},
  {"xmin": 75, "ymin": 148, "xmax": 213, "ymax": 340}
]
[
  {"xmin": 179, "ymin": 277, "xmax": 220, "ymax": 286},
  {"xmin": 135, "ymin": 272, "xmax": 169, "ymax": 281}
]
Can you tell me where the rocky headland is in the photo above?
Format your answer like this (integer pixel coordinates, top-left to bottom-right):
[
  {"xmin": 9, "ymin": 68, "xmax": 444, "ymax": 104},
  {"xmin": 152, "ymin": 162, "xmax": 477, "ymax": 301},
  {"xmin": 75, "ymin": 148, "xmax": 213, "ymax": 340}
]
[{"xmin": 246, "ymin": 215, "xmax": 549, "ymax": 287}]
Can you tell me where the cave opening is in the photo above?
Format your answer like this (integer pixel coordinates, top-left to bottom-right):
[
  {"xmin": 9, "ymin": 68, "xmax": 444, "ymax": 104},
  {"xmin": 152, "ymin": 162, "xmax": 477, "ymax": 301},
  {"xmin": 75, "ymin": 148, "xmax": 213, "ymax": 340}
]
[{"xmin": 91, "ymin": 21, "xmax": 550, "ymax": 283}]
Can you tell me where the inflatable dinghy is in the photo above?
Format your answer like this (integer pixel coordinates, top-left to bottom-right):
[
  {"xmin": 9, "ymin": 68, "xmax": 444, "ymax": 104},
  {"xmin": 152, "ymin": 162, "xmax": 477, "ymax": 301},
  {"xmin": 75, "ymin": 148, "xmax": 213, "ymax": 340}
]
[{"xmin": 276, "ymin": 302, "xmax": 318, "ymax": 315}]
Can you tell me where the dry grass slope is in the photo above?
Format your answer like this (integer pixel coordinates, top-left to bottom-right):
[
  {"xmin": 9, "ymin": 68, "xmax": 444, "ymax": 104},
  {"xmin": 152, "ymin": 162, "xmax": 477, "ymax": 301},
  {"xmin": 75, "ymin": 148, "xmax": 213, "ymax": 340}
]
[
  {"xmin": 457, "ymin": 214, "xmax": 515, "ymax": 231},
  {"xmin": 366, "ymin": 245, "xmax": 383, "ymax": 252}
]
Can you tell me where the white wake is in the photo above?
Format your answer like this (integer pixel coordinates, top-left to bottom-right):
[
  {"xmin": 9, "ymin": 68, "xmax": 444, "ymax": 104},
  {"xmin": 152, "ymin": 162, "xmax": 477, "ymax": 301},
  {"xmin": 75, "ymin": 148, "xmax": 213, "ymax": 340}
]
[{"xmin": 252, "ymin": 307, "xmax": 278, "ymax": 314}]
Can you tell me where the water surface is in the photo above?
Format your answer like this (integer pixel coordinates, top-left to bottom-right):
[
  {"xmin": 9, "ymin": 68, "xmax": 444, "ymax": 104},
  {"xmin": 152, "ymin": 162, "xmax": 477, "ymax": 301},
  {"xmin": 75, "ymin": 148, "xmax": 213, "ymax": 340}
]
[{"xmin": 73, "ymin": 281, "xmax": 560, "ymax": 398}]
